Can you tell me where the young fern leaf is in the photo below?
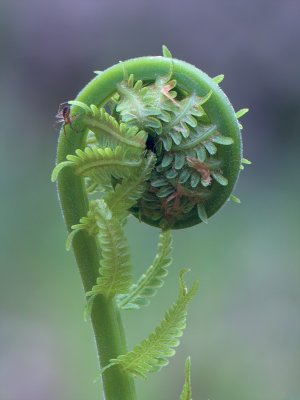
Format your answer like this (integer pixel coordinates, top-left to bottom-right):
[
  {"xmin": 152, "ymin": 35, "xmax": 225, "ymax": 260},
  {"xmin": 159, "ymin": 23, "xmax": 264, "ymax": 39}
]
[
  {"xmin": 102, "ymin": 270, "xmax": 199, "ymax": 378},
  {"xmin": 235, "ymin": 108, "xmax": 249, "ymax": 119},
  {"xmin": 229, "ymin": 194, "xmax": 241, "ymax": 204},
  {"xmin": 86, "ymin": 199, "xmax": 132, "ymax": 300},
  {"xmin": 161, "ymin": 92, "xmax": 212, "ymax": 148},
  {"xmin": 179, "ymin": 357, "xmax": 192, "ymax": 400},
  {"xmin": 116, "ymin": 74, "xmax": 163, "ymax": 131},
  {"xmin": 144, "ymin": 75, "xmax": 177, "ymax": 114},
  {"xmin": 65, "ymin": 211, "xmax": 98, "ymax": 251},
  {"xmin": 212, "ymin": 74, "xmax": 224, "ymax": 84},
  {"xmin": 53, "ymin": 51, "xmax": 247, "ymax": 400},
  {"xmin": 242, "ymin": 157, "xmax": 252, "ymax": 165},
  {"xmin": 105, "ymin": 152, "xmax": 156, "ymax": 221},
  {"xmin": 117, "ymin": 230, "xmax": 173, "ymax": 309},
  {"xmin": 69, "ymin": 100, "xmax": 147, "ymax": 151},
  {"xmin": 162, "ymin": 44, "xmax": 173, "ymax": 58},
  {"xmin": 52, "ymin": 146, "xmax": 142, "ymax": 185}
]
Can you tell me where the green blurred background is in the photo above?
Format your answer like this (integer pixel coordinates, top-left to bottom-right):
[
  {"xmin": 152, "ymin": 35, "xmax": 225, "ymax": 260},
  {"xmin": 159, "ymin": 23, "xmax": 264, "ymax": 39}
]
[{"xmin": 1, "ymin": 0, "xmax": 299, "ymax": 399}]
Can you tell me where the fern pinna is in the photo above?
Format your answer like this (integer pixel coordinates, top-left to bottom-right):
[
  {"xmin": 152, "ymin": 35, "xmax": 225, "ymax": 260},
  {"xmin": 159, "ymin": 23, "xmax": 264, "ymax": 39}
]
[
  {"xmin": 104, "ymin": 270, "xmax": 198, "ymax": 377},
  {"xmin": 52, "ymin": 46, "xmax": 249, "ymax": 400}
]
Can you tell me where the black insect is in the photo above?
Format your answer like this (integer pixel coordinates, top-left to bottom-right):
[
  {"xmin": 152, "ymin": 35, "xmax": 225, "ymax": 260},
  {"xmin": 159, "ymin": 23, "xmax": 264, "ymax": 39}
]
[{"xmin": 55, "ymin": 103, "xmax": 76, "ymax": 134}]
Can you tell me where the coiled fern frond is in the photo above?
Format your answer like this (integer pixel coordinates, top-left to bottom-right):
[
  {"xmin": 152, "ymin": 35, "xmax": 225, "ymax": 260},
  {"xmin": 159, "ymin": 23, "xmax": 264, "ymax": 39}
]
[{"xmin": 53, "ymin": 45, "xmax": 249, "ymax": 400}]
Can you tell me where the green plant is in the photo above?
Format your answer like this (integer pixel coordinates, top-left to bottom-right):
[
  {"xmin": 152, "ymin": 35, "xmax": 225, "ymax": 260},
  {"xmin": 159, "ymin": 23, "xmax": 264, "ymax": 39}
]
[{"xmin": 52, "ymin": 46, "xmax": 249, "ymax": 399}]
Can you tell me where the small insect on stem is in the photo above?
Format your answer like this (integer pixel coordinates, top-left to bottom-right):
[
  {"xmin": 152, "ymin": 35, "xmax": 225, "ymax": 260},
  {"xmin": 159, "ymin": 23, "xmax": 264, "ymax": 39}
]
[{"xmin": 55, "ymin": 102, "xmax": 77, "ymax": 135}]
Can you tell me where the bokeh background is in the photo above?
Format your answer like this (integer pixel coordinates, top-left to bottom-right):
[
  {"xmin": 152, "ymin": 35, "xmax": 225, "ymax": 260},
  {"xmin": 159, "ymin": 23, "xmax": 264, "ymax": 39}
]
[{"xmin": 1, "ymin": 0, "xmax": 300, "ymax": 399}]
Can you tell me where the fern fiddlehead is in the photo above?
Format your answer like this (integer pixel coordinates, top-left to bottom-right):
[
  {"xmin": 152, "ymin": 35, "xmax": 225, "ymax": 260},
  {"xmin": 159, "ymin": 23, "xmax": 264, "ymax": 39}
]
[{"xmin": 53, "ymin": 46, "xmax": 248, "ymax": 400}]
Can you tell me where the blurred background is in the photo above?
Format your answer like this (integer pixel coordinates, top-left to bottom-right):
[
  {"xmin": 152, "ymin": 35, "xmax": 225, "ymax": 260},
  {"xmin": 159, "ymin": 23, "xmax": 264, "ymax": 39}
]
[{"xmin": 1, "ymin": 0, "xmax": 300, "ymax": 399}]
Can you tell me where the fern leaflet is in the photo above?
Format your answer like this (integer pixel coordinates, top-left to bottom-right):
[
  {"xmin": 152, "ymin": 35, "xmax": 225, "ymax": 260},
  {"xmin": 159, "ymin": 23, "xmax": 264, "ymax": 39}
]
[
  {"xmin": 105, "ymin": 152, "xmax": 156, "ymax": 221},
  {"xmin": 102, "ymin": 270, "xmax": 198, "ymax": 378},
  {"xmin": 235, "ymin": 108, "xmax": 249, "ymax": 119},
  {"xmin": 51, "ymin": 146, "xmax": 141, "ymax": 185},
  {"xmin": 69, "ymin": 100, "xmax": 147, "ymax": 151},
  {"xmin": 179, "ymin": 357, "xmax": 192, "ymax": 400},
  {"xmin": 116, "ymin": 74, "xmax": 163, "ymax": 131},
  {"xmin": 117, "ymin": 230, "xmax": 173, "ymax": 309},
  {"xmin": 212, "ymin": 74, "xmax": 224, "ymax": 84},
  {"xmin": 65, "ymin": 209, "xmax": 98, "ymax": 251},
  {"xmin": 160, "ymin": 91, "xmax": 212, "ymax": 149},
  {"xmin": 162, "ymin": 44, "xmax": 173, "ymax": 58},
  {"xmin": 86, "ymin": 199, "xmax": 132, "ymax": 299},
  {"xmin": 144, "ymin": 75, "xmax": 177, "ymax": 114}
]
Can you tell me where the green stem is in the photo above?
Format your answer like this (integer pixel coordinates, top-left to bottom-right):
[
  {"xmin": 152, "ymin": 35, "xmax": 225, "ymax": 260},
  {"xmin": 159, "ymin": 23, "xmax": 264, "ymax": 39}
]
[
  {"xmin": 92, "ymin": 296, "xmax": 136, "ymax": 399},
  {"xmin": 55, "ymin": 56, "xmax": 241, "ymax": 399}
]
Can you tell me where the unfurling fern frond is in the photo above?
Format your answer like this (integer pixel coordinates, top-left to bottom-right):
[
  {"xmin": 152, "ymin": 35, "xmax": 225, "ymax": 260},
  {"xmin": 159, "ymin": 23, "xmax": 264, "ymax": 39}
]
[
  {"xmin": 51, "ymin": 146, "xmax": 141, "ymax": 185},
  {"xmin": 180, "ymin": 357, "xmax": 192, "ymax": 400},
  {"xmin": 117, "ymin": 230, "xmax": 173, "ymax": 309},
  {"xmin": 86, "ymin": 199, "xmax": 132, "ymax": 299},
  {"xmin": 105, "ymin": 152, "xmax": 156, "ymax": 221},
  {"xmin": 68, "ymin": 100, "xmax": 147, "ymax": 151},
  {"xmin": 102, "ymin": 270, "xmax": 198, "ymax": 378}
]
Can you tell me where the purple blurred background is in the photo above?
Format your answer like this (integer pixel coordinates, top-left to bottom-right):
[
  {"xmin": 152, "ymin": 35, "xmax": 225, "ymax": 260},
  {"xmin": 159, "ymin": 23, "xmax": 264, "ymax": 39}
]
[{"xmin": 1, "ymin": 0, "xmax": 300, "ymax": 399}]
